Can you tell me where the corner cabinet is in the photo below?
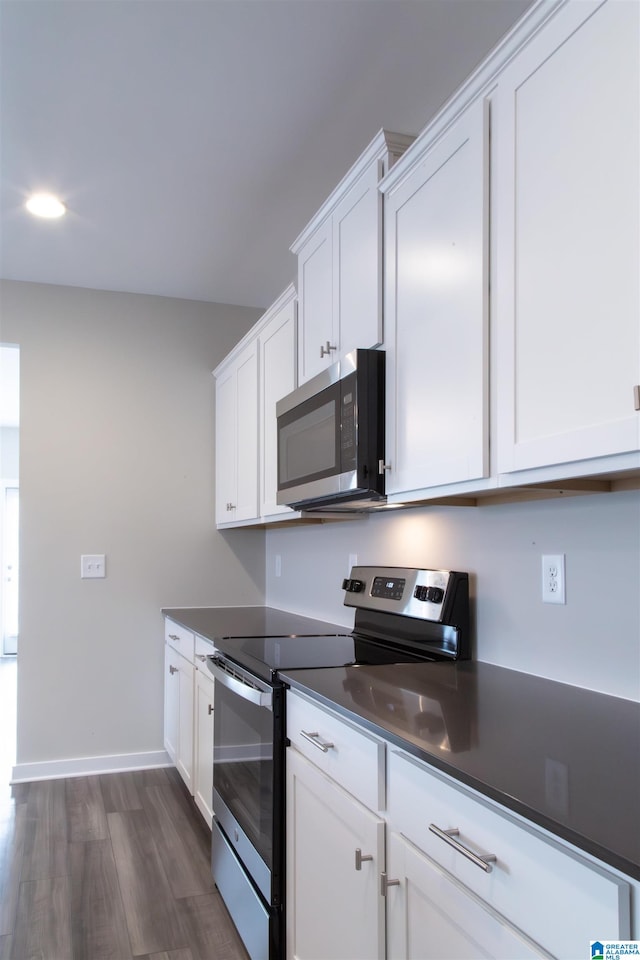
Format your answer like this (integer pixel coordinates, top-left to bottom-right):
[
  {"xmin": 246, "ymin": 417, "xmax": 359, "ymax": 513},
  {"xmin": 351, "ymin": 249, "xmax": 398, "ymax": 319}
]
[
  {"xmin": 494, "ymin": 0, "xmax": 640, "ymax": 481},
  {"xmin": 291, "ymin": 130, "xmax": 414, "ymax": 385},
  {"xmin": 381, "ymin": 97, "xmax": 490, "ymax": 501},
  {"xmin": 213, "ymin": 284, "xmax": 299, "ymax": 529}
]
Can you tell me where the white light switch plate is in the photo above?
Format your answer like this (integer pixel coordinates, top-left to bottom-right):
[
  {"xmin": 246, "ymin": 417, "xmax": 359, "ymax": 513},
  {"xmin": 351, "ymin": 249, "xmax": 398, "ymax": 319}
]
[{"xmin": 81, "ymin": 554, "xmax": 106, "ymax": 578}]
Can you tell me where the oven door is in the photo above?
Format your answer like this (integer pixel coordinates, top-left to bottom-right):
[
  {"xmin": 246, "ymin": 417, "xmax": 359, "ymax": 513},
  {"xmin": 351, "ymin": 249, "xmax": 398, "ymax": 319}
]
[{"xmin": 207, "ymin": 654, "xmax": 284, "ymax": 907}]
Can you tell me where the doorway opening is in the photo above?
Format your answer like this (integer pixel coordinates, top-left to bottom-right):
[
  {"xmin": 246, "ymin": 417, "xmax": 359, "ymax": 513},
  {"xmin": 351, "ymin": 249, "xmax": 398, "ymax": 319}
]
[{"xmin": 0, "ymin": 343, "xmax": 19, "ymax": 786}]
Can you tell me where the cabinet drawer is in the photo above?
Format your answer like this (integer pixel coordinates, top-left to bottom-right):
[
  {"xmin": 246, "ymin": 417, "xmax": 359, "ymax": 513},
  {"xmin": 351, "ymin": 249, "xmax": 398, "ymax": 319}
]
[
  {"xmin": 194, "ymin": 633, "xmax": 214, "ymax": 665},
  {"xmin": 164, "ymin": 618, "xmax": 195, "ymax": 662},
  {"xmin": 388, "ymin": 750, "xmax": 630, "ymax": 959},
  {"xmin": 287, "ymin": 692, "xmax": 386, "ymax": 811}
]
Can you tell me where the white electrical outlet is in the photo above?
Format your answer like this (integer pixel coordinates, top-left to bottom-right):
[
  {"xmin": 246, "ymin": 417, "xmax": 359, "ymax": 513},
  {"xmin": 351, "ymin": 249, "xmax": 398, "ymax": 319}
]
[
  {"xmin": 541, "ymin": 554, "xmax": 565, "ymax": 604},
  {"xmin": 81, "ymin": 554, "xmax": 106, "ymax": 579}
]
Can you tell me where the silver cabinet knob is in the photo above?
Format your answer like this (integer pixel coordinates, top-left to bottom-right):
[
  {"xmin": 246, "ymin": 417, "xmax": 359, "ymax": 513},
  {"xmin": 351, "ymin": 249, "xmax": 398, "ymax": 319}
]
[
  {"xmin": 169, "ymin": 665, "xmax": 178, "ymax": 675},
  {"xmin": 355, "ymin": 848, "xmax": 373, "ymax": 871},
  {"xmin": 380, "ymin": 873, "xmax": 400, "ymax": 896},
  {"xmin": 320, "ymin": 341, "xmax": 337, "ymax": 358}
]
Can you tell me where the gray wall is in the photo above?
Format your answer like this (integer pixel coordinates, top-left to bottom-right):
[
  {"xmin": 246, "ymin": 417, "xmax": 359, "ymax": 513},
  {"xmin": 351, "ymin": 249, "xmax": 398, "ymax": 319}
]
[
  {"xmin": 1, "ymin": 279, "xmax": 265, "ymax": 769},
  {"xmin": 266, "ymin": 489, "xmax": 640, "ymax": 701}
]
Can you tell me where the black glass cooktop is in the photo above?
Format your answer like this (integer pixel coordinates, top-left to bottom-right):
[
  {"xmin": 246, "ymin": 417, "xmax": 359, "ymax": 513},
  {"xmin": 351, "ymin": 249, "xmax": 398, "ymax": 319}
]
[{"xmin": 213, "ymin": 633, "xmax": 357, "ymax": 682}]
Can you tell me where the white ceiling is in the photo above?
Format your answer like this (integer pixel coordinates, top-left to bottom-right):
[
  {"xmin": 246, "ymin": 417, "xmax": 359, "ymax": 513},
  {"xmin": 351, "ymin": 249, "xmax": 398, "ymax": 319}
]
[{"xmin": 0, "ymin": 0, "xmax": 532, "ymax": 311}]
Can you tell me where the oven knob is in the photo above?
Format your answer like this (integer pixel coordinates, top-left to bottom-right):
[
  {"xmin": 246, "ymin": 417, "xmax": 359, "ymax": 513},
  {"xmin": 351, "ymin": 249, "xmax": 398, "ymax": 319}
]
[
  {"xmin": 342, "ymin": 578, "xmax": 364, "ymax": 593},
  {"xmin": 414, "ymin": 585, "xmax": 444, "ymax": 603}
]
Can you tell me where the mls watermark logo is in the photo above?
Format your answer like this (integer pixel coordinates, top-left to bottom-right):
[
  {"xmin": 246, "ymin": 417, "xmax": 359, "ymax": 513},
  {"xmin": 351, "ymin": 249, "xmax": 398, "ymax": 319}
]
[{"xmin": 591, "ymin": 941, "xmax": 640, "ymax": 959}]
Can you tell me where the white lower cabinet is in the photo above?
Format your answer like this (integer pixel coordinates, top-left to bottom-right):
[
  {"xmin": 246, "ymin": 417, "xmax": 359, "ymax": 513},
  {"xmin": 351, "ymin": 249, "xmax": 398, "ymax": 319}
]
[
  {"xmin": 164, "ymin": 620, "xmax": 195, "ymax": 793},
  {"xmin": 193, "ymin": 645, "xmax": 215, "ymax": 827},
  {"xmin": 286, "ymin": 749, "xmax": 385, "ymax": 960},
  {"xmin": 286, "ymin": 691, "xmax": 386, "ymax": 960},
  {"xmin": 386, "ymin": 832, "xmax": 547, "ymax": 960},
  {"xmin": 286, "ymin": 690, "xmax": 634, "ymax": 960},
  {"xmin": 387, "ymin": 750, "xmax": 630, "ymax": 959},
  {"xmin": 163, "ymin": 618, "xmax": 214, "ymax": 827}
]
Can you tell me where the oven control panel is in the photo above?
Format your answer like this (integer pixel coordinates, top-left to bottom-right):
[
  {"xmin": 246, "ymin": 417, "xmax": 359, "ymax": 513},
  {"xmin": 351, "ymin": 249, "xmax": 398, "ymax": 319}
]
[{"xmin": 342, "ymin": 565, "xmax": 468, "ymax": 624}]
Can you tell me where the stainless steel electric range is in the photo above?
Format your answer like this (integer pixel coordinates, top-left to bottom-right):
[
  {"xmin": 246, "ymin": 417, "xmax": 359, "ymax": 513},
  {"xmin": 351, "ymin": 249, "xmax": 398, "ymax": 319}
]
[{"xmin": 206, "ymin": 566, "xmax": 470, "ymax": 960}]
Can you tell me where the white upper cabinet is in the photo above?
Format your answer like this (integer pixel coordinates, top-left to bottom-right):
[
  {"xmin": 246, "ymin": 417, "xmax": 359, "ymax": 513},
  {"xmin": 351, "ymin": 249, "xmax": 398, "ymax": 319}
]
[
  {"xmin": 214, "ymin": 284, "xmax": 298, "ymax": 528},
  {"xmin": 292, "ymin": 130, "xmax": 414, "ymax": 385},
  {"xmin": 382, "ymin": 97, "xmax": 490, "ymax": 499},
  {"xmin": 214, "ymin": 338, "xmax": 259, "ymax": 526},
  {"xmin": 494, "ymin": 0, "xmax": 640, "ymax": 479},
  {"xmin": 259, "ymin": 285, "xmax": 297, "ymax": 519}
]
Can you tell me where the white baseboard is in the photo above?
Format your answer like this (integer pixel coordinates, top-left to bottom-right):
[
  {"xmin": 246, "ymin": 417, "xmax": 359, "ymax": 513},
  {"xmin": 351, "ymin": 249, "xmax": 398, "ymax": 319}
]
[{"xmin": 11, "ymin": 749, "xmax": 173, "ymax": 784}]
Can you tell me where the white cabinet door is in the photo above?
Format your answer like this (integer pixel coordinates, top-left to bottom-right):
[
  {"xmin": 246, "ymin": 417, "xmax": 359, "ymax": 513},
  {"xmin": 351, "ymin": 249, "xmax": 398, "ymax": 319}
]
[
  {"xmin": 297, "ymin": 217, "xmax": 334, "ymax": 384},
  {"xmin": 193, "ymin": 666, "xmax": 214, "ymax": 827},
  {"xmin": 383, "ymin": 97, "xmax": 489, "ymax": 497},
  {"xmin": 495, "ymin": 0, "xmax": 640, "ymax": 475},
  {"xmin": 163, "ymin": 643, "xmax": 179, "ymax": 763},
  {"xmin": 259, "ymin": 290, "xmax": 297, "ymax": 518},
  {"xmin": 386, "ymin": 832, "xmax": 549, "ymax": 960},
  {"xmin": 215, "ymin": 339, "xmax": 259, "ymax": 525},
  {"xmin": 286, "ymin": 748, "xmax": 385, "ymax": 960},
  {"xmin": 333, "ymin": 158, "xmax": 384, "ymax": 361},
  {"xmin": 214, "ymin": 363, "xmax": 237, "ymax": 524},
  {"xmin": 164, "ymin": 642, "xmax": 194, "ymax": 794},
  {"xmin": 234, "ymin": 341, "xmax": 259, "ymax": 521},
  {"xmin": 175, "ymin": 651, "xmax": 194, "ymax": 793}
]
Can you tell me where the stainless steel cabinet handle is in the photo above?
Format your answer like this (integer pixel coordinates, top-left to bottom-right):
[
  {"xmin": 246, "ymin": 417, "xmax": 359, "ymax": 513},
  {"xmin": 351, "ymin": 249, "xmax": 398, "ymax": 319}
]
[
  {"xmin": 169, "ymin": 665, "xmax": 178, "ymax": 675},
  {"xmin": 208, "ymin": 704, "xmax": 214, "ymax": 715},
  {"xmin": 429, "ymin": 824, "xmax": 497, "ymax": 873},
  {"xmin": 320, "ymin": 340, "xmax": 337, "ymax": 358},
  {"xmin": 168, "ymin": 634, "xmax": 180, "ymax": 642},
  {"xmin": 226, "ymin": 502, "xmax": 236, "ymax": 511},
  {"xmin": 355, "ymin": 848, "xmax": 373, "ymax": 871},
  {"xmin": 378, "ymin": 459, "xmax": 391, "ymax": 474},
  {"xmin": 634, "ymin": 385, "xmax": 640, "ymax": 411},
  {"xmin": 300, "ymin": 730, "xmax": 335, "ymax": 753},
  {"xmin": 380, "ymin": 873, "xmax": 400, "ymax": 896}
]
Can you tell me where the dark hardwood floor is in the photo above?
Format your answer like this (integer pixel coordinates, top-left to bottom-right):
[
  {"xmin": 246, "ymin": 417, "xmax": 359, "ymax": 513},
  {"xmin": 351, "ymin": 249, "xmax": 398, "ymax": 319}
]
[{"xmin": 0, "ymin": 678, "xmax": 249, "ymax": 960}]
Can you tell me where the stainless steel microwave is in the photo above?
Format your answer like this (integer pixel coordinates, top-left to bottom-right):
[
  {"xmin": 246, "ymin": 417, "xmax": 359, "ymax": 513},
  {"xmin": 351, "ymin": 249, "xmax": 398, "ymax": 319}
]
[{"xmin": 276, "ymin": 348, "xmax": 385, "ymax": 512}]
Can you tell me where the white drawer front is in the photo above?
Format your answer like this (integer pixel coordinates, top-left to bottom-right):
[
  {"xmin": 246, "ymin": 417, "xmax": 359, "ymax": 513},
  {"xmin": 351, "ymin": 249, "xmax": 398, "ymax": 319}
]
[
  {"xmin": 164, "ymin": 618, "xmax": 195, "ymax": 662},
  {"xmin": 287, "ymin": 692, "xmax": 386, "ymax": 812},
  {"xmin": 388, "ymin": 750, "xmax": 630, "ymax": 959},
  {"xmin": 194, "ymin": 632, "xmax": 214, "ymax": 664}
]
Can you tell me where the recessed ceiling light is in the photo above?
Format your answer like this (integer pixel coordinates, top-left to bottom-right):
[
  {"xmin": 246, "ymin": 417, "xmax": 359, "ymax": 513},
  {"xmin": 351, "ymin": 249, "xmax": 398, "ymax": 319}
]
[{"xmin": 25, "ymin": 193, "xmax": 66, "ymax": 219}]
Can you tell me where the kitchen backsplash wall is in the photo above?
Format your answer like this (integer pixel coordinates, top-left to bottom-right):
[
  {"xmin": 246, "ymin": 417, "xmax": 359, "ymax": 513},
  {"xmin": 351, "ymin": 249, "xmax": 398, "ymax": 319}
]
[{"xmin": 266, "ymin": 489, "xmax": 640, "ymax": 701}]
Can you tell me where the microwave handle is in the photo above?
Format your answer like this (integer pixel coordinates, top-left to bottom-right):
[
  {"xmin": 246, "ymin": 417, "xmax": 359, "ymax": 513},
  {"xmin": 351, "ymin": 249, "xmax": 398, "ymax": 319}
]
[{"xmin": 206, "ymin": 656, "xmax": 273, "ymax": 710}]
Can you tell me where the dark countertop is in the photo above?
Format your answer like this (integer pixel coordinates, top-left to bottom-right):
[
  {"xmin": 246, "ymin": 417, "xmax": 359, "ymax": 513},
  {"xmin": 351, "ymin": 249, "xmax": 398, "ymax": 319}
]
[
  {"xmin": 162, "ymin": 605, "xmax": 350, "ymax": 642},
  {"xmin": 280, "ymin": 660, "xmax": 640, "ymax": 880}
]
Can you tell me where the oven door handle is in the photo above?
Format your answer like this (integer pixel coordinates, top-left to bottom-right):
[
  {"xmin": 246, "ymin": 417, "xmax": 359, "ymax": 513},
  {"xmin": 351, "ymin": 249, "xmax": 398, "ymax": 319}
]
[{"xmin": 206, "ymin": 656, "xmax": 273, "ymax": 710}]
